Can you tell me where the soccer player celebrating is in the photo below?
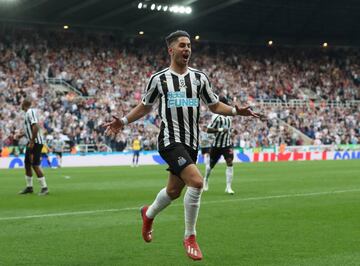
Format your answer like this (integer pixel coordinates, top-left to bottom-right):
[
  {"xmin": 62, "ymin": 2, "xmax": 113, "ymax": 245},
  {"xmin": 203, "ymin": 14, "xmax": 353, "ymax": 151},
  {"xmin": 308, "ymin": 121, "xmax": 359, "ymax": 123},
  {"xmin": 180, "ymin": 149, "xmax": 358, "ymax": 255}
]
[
  {"xmin": 18, "ymin": 98, "xmax": 49, "ymax": 196},
  {"xmin": 204, "ymin": 96, "xmax": 236, "ymax": 194},
  {"xmin": 103, "ymin": 30, "xmax": 263, "ymax": 260}
]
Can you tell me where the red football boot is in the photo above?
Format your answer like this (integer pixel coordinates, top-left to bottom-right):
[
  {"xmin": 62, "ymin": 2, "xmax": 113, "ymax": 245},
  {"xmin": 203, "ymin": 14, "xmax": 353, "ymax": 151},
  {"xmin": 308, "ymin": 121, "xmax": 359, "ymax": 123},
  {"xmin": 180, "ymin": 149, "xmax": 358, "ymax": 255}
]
[
  {"xmin": 183, "ymin": 235, "xmax": 203, "ymax": 260},
  {"xmin": 140, "ymin": 206, "xmax": 153, "ymax": 243}
]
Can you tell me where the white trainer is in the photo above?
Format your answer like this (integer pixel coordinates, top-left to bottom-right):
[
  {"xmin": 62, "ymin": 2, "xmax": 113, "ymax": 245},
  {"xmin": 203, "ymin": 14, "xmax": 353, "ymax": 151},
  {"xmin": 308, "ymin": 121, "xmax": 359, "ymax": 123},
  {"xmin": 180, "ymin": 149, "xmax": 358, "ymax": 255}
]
[{"xmin": 225, "ymin": 187, "xmax": 235, "ymax": 195}]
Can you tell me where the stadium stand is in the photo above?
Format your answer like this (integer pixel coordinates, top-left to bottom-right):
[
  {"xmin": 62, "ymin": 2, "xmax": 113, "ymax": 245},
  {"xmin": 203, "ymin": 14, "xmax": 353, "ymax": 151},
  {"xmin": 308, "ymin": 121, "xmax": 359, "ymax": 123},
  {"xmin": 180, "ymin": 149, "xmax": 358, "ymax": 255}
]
[{"xmin": 0, "ymin": 28, "xmax": 359, "ymax": 155}]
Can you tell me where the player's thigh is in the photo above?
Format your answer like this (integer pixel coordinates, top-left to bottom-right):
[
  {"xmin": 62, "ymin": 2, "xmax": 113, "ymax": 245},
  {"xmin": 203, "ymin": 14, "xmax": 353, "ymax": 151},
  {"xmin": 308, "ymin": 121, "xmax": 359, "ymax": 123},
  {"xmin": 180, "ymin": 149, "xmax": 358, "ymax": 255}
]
[
  {"xmin": 31, "ymin": 144, "xmax": 43, "ymax": 166},
  {"xmin": 24, "ymin": 147, "xmax": 32, "ymax": 165},
  {"xmin": 180, "ymin": 164, "xmax": 203, "ymax": 189},
  {"xmin": 223, "ymin": 147, "xmax": 234, "ymax": 166},
  {"xmin": 210, "ymin": 148, "xmax": 221, "ymax": 168},
  {"xmin": 166, "ymin": 173, "xmax": 185, "ymax": 199}
]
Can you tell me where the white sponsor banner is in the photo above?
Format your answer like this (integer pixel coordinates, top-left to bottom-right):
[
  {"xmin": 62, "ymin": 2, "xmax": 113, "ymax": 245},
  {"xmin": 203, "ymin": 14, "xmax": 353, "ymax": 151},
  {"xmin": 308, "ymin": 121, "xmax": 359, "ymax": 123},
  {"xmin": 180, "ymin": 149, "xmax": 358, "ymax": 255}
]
[{"xmin": 0, "ymin": 150, "xmax": 359, "ymax": 169}]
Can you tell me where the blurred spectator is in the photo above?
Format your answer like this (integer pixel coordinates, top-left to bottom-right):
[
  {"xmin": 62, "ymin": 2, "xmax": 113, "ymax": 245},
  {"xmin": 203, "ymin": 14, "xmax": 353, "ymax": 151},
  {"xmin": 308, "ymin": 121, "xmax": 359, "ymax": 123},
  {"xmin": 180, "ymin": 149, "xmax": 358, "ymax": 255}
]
[{"xmin": 0, "ymin": 27, "xmax": 359, "ymax": 152}]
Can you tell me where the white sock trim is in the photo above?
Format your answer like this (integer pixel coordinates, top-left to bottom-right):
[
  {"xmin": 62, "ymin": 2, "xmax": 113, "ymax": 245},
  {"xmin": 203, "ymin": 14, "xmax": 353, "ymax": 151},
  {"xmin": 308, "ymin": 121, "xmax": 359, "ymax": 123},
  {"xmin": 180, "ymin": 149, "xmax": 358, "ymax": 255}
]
[
  {"xmin": 205, "ymin": 167, "xmax": 212, "ymax": 180},
  {"xmin": 146, "ymin": 187, "xmax": 172, "ymax": 219},
  {"xmin": 184, "ymin": 187, "xmax": 202, "ymax": 237},
  {"xmin": 25, "ymin": 176, "xmax": 33, "ymax": 187},
  {"xmin": 204, "ymin": 154, "xmax": 210, "ymax": 168},
  {"xmin": 226, "ymin": 166, "xmax": 233, "ymax": 188},
  {"xmin": 38, "ymin": 177, "xmax": 47, "ymax": 188}
]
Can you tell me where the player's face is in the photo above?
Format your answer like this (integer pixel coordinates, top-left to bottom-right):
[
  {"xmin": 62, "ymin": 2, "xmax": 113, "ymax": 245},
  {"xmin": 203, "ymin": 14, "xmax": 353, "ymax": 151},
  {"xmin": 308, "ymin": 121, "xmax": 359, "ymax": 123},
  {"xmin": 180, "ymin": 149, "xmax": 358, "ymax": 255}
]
[
  {"xmin": 21, "ymin": 101, "xmax": 27, "ymax": 111},
  {"xmin": 169, "ymin": 37, "xmax": 191, "ymax": 67}
]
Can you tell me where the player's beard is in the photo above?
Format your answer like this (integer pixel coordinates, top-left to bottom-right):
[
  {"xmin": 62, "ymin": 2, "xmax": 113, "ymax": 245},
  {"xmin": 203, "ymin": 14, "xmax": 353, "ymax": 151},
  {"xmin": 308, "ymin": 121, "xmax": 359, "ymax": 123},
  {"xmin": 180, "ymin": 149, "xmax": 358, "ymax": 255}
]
[{"xmin": 176, "ymin": 53, "xmax": 190, "ymax": 67}]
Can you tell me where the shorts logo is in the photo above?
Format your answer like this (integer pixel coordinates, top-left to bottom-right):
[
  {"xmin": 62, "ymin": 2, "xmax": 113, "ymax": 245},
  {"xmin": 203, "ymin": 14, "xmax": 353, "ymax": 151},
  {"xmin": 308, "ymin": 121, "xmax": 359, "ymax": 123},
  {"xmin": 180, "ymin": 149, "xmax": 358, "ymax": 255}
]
[{"xmin": 178, "ymin": 156, "xmax": 187, "ymax": 166}]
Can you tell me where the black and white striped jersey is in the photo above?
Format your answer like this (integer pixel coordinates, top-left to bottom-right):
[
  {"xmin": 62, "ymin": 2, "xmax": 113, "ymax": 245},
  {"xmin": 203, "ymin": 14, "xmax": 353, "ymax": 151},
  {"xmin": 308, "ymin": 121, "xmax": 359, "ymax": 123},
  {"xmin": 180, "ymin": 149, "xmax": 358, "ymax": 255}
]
[
  {"xmin": 142, "ymin": 67, "xmax": 219, "ymax": 151},
  {"xmin": 208, "ymin": 114, "xmax": 233, "ymax": 148},
  {"xmin": 24, "ymin": 108, "xmax": 45, "ymax": 144}
]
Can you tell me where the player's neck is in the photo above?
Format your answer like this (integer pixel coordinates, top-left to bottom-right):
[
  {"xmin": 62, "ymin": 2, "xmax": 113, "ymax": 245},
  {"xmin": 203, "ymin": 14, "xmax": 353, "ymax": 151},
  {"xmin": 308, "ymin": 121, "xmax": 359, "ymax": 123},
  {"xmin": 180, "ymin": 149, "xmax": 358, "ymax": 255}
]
[{"xmin": 169, "ymin": 62, "xmax": 188, "ymax": 75}]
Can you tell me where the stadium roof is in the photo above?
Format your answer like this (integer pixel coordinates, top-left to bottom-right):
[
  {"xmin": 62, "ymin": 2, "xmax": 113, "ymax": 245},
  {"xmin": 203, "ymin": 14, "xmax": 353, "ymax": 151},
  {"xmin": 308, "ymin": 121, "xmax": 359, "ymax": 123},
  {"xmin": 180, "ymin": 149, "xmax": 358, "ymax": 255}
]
[{"xmin": 0, "ymin": 0, "xmax": 359, "ymax": 45}]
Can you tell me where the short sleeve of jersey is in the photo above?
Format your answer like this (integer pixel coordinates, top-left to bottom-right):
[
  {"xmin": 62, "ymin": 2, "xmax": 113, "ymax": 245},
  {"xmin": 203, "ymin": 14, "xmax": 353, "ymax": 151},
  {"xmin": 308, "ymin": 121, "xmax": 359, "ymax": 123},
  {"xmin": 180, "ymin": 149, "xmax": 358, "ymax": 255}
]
[
  {"xmin": 200, "ymin": 73, "xmax": 219, "ymax": 106},
  {"xmin": 142, "ymin": 74, "xmax": 160, "ymax": 106},
  {"xmin": 27, "ymin": 109, "xmax": 38, "ymax": 125}
]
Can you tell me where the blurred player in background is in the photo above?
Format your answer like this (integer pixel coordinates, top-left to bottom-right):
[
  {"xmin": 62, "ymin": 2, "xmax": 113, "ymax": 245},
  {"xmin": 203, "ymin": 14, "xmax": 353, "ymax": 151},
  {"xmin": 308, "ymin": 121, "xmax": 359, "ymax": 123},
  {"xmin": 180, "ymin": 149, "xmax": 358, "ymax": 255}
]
[
  {"xmin": 199, "ymin": 125, "xmax": 213, "ymax": 178},
  {"xmin": 41, "ymin": 143, "xmax": 52, "ymax": 168},
  {"xmin": 52, "ymin": 133, "xmax": 65, "ymax": 168},
  {"xmin": 18, "ymin": 98, "xmax": 49, "ymax": 196},
  {"xmin": 204, "ymin": 97, "xmax": 236, "ymax": 194},
  {"xmin": 132, "ymin": 135, "xmax": 141, "ymax": 167},
  {"xmin": 103, "ymin": 30, "xmax": 263, "ymax": 260}
]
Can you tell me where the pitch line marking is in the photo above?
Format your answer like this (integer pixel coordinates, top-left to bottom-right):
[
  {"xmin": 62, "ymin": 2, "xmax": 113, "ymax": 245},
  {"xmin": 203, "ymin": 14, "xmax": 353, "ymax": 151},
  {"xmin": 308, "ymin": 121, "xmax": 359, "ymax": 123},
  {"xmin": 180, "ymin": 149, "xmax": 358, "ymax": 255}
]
[{"xmin": 0, "ymin": 188, "xmax": 359, "ymax": 221}]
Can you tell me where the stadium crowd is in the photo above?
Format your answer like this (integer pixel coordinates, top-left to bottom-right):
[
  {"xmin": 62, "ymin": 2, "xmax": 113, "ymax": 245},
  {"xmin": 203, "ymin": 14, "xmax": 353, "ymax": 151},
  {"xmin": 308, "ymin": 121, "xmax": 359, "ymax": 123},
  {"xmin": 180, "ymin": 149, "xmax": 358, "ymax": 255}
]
[{"xmin": 0, "ymin": 28, "xmax": 359, "ymax": 154}]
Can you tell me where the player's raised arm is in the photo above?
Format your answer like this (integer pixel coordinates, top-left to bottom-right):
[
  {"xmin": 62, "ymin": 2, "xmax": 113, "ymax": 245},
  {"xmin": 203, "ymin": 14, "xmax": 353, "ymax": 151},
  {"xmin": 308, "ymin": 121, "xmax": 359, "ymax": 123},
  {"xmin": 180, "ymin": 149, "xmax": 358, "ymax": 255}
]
[{"xmin": 103, "ymin": 102, "xmax": 153, "ymax": 135}]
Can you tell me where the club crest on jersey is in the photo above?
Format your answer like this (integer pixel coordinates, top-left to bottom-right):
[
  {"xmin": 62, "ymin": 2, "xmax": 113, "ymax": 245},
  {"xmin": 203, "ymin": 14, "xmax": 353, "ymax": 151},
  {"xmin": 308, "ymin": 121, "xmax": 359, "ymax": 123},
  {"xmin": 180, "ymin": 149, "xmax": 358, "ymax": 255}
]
[
  {"xmin": 192, "ymin": 79, "xmax": 201, "ymax": 86},
  {"xmin": 167, "ymin": 91, "xmax": 199, "ymax": 108}
]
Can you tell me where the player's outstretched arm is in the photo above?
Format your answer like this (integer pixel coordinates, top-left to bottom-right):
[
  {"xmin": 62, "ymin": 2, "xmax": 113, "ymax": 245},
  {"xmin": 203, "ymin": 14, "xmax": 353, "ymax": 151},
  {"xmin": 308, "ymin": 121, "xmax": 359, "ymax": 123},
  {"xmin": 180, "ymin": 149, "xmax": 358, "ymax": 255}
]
[
  {"xmin": 208, "ymin": 101, "xmax": 266, "ymax": 119},
  {"xmin": 234, "ymin": 105, "xmax": 265, "ymax": 119},
  {"xmin": 103, "ymin": 103, "xmax": 152, "ymax": 135}
]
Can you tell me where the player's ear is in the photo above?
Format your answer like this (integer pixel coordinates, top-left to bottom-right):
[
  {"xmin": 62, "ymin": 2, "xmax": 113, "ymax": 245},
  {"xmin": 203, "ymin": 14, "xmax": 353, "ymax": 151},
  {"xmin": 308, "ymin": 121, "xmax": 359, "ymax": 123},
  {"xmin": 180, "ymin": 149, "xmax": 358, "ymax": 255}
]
[{"xmin": 168, "ymin": 46, "xmax": 173, "ymax": 56}]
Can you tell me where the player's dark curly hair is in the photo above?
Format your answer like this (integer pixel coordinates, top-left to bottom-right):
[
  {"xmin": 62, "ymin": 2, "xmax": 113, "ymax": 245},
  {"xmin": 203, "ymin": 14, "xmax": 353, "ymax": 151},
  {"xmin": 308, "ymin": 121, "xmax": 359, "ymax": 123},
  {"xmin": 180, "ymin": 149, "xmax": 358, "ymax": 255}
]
[{"xmin": 165, "ymin": 30, "xmax": 191, "ymax": 47}]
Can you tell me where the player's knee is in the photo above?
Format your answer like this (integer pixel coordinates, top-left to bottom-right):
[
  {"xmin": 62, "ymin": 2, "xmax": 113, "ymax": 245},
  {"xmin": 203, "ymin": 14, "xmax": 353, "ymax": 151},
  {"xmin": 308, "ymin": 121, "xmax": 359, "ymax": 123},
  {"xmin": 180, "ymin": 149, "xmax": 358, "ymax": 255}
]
[
  {"xmin": 32, "ymin": 165, "xmax": 41, "ymax": 171},
  {"xmin": 191, "ymin": 178, "xmax": 203, "ymax": 189},
  {"xmin": 167, "ymin": 188, "xmax": 182, "ymax": 199},
  {"xmin": 226, "ymin": 158, "xmax": 233, "ymax": 166}
]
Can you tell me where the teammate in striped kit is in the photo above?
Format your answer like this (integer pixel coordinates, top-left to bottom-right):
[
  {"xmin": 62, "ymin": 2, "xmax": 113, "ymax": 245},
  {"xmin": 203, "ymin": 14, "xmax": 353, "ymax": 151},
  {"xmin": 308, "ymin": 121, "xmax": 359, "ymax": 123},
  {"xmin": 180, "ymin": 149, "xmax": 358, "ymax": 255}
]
[
  {"xmin": 204, "ymin": 97, "xmax": 236, "ymax": 194},
  {"xmin": 52, "ymin": 133, "xmax": 65, "ymax": 168},
  {"xmin": 103, "ymin": 30, "xmax": 263, "ymax": 260},
  {"xmin": 199, "ymin": 125, "xmax": 213, "ymax": 178},
  {"xmin": 18, "ymin": 98, "xmax": 49, "ymax": 196}
]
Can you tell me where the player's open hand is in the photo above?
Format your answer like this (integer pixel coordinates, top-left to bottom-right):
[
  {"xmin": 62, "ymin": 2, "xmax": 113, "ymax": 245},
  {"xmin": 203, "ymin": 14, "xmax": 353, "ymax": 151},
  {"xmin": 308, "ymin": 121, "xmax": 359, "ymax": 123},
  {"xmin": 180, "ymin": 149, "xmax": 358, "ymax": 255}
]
[
  {"xmin": 103, "ymin": 116, "xmax": 124, "ymax": 136},
  {"xmin": 235, "ymin": 105, "xmax": 267, "ymax": 120}
]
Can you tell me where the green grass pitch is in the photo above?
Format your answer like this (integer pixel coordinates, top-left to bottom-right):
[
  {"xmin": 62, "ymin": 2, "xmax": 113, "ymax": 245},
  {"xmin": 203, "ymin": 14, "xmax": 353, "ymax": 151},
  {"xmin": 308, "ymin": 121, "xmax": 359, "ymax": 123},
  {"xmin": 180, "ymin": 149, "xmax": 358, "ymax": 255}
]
[{"xmin": 0, "ymin": 160, "xmax": 359, "ymax": 265}]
